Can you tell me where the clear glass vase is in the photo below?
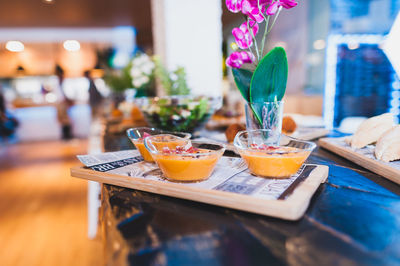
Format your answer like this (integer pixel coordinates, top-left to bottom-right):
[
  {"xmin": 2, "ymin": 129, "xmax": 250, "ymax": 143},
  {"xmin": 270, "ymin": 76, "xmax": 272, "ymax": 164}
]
[{"xmin": 245, "ymin": 101, "xmax": 284, "ymax": 145}]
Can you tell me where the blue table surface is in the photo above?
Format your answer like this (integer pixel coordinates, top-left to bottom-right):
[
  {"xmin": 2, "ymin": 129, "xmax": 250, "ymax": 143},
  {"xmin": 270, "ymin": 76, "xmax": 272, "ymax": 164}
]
[{"xmin": 101, "ymin": 130, "xmax": 400, "ymax": 266}]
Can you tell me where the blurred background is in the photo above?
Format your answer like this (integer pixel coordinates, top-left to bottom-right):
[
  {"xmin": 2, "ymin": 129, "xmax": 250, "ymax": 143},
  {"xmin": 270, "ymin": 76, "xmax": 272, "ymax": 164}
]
[
  {"xmin": 0, "ymin": 0, "xmax": 399, "ymax": 265},
  {"xmin": 0, "ymin": 0, "xmax": 399, "ymax": 142}
]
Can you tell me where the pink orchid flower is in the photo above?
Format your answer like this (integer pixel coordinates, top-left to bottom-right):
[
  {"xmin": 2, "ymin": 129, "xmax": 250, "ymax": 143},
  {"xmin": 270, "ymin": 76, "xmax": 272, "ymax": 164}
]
[
  {"xmin": 241, "ymin": 0, "xmax": 267, "ymax": 23},
  {"xmin": 232, "ymin": 21, "xmax": 259, "ymax": 49},
  {"xmin": 240, "ymin": 51, "xmax": 255, "ymax": 63},
  {"xmin": 225, "ymin": 0, "xmax": 298, "ymax": 69},
  {"xmin": 266, "ymin": 1, "xmax": 279, "ymax": 15},
  {"xmin": 248, "ymin": 0, "xmax": 272, "ymax": 7},
  {"xmin": 226, "ymin": 0, "xmax": 243, "ymax": 13},
  {"xmin": 226, "ymin": 52, "xmax": 243, "ymax": 68},
  {"xmin": 267, "ymin": 0, "xmax": 298, "ymax": 15},
  {"xmin": 280, "ymin": 0, "xmax": 298, "ymax": 9},
  {"xmin": 226, "ymin": 51, "xmax": 255, "ymax": 68}
]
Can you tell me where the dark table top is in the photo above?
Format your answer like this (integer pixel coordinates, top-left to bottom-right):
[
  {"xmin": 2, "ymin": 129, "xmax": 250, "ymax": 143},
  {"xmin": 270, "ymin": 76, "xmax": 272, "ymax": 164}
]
[{"xmin": 101, "ymin": 130, "xmax": 400, "ymax": 266}]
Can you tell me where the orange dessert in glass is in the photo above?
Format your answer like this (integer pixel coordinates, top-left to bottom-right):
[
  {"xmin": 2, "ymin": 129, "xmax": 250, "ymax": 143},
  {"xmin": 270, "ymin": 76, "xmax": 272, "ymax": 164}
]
[
  {"xmin": 126, "ymin": 127, "xmax": 191, "ymax": 162},
  {"xmin": 145, "ymin": 135, "xmax": 225, "ymax": 182},
  {"xmin": 234, "ymin": 130, "xmax": 316, "ymax": 178},
  {"xmin": 132, "ymin": 140, "xmax": 154, "ymax": 162}
]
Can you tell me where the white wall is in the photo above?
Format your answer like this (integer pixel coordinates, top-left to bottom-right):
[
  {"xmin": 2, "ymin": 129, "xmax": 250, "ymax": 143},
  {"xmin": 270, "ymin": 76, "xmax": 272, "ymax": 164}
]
[{"xmin": 152, "ymin": 0, "xmax": 223, "ymax": 97}]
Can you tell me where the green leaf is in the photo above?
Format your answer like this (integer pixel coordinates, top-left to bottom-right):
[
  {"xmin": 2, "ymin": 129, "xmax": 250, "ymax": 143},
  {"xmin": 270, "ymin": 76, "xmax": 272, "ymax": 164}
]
[
  {"xmin": 154, "ymin": 56, "xmax": 191, "ymax": 96},
  {"xmin": 171, "ymin": 67, "xmax": 190, "ymax": 95},
  {"xmin": 153, "ymin": 56, "xmax": 173, "ymax": 94},
  {"xmin": 232, "ymin": 68, "xmax": 253, "ymax": 102},
  {"xmin": 249, "ymin": 47, "xmax": 288, "ymax": 103},
  {"xmin": 249, "ymin": 103, "xmax": 263, "ymax": 126}
]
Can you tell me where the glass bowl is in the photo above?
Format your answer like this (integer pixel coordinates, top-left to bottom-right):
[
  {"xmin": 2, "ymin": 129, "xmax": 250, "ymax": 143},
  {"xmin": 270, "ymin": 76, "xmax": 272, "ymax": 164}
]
[
  {"xmin": 126, "ymin": 127, "xmax": 191, "ymax": 162},
  {"xmin": 134, "ymin": 95, "xmax": 222, "ymax": 133},
  {"xmin": 234, "ymin": 129, "xmax": 316, "ymax": 178},
  {"xmin": 144, "ymin": 134, "xmax": 225, "ymax": 182}
]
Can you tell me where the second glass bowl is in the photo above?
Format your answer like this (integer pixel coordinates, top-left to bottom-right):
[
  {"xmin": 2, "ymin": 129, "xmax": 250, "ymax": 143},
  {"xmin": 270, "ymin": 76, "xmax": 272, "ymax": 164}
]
[
  {"xmin": 234, "ymin": 129, "xmax": 316, "ymax": 178},
  {"xmin": 144, "ymin": 134, "xmax": 225, "ymax": 182},
  {"xmin": 126, "ymin": 127, "xmax": 191, "ymax": 162},
  {"xmin": 134, "ymin": 95, "xmax": 222, "ymax": 133}
]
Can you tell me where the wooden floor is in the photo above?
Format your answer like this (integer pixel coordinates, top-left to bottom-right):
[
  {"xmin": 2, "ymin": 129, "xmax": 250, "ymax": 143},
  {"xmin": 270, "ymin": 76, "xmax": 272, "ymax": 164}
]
[{"xmin": 0, "ymin": 139, "xmax": 103, "ymax": 266}]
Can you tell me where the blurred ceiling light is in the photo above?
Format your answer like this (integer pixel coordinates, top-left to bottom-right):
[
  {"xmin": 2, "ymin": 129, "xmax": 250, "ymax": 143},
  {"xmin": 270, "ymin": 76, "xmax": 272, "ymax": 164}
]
[
  {"xmin": 313, "ymin": 39, "xmax": 326, "ymax": 50},
  {"xmin": 5, "ymin": 41, "xmax": 24, "ymax": 52},
  {"xmin": 63, "ymin": 40, "xmax": 80, "ymax": 52},
  {"xmin": 347, "ymin": 41, "xmax": 359, "ymax": 50},
  {"xmin": 42, "ymin": 0, "xmax": 55, "ymax": 4}
]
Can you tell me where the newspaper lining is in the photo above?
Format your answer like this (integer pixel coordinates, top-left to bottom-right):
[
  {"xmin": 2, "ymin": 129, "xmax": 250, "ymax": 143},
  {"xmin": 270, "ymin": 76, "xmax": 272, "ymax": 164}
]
[{"xmin": 77, "ymin": 150, "xmax": 316, "ymax": 200}]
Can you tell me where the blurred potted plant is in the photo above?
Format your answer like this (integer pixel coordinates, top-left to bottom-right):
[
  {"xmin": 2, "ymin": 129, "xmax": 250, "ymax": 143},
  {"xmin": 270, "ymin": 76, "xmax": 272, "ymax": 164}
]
[
  {"xmin": 129, "ymin": 53, "xmax": 156, "ymax": 97},
  {"xmin": 225, "ymin": 0, "xmax": 298, "ymax": 140},
  {"xmin": 103, "ymin": 52, "xmax": 156, "ymax": 99},
  {"xmin": 103, "ymin": 52, "xmax": 157, "ymax": 122},
  {"xmin": 103, "ymin": 64, "xmax": 132, "ymax": 104},
  {"xmin": 135, "ymin": 57, "xmax": 220, "ymax": 133}
]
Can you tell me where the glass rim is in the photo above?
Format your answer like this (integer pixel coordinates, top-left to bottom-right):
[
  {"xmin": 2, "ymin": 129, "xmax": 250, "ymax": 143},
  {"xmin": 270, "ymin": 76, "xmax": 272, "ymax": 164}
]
[
  {"xmin": 245, "ymin": 100, "xmax": 284, "ymax": 104},
  {"xmin": 134, "ymin": 95, "xmax": 219, "ymax": 100},
  {"xmin": 144, "ymin": 134, "xmax": 225, "ymax": 156},
  {"xmin": 126, "ymin": 127, "xmax": 191, "ymax": 141},
  {"xmin": 233, "ymin": 129, "xmax": 316, "ymax": 153}
]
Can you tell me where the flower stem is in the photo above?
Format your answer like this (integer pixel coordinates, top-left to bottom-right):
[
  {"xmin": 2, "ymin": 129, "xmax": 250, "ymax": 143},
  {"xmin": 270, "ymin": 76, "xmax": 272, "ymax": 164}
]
[
  {"xmin": 267, "ymin": 6, "xmax": 282, "ymax": 35},
  {"xmin": 247, "ymin": 19, "xmax": 260, "ymax": 62},
  {"xmin": 260, "ymin": 16, "xmax": 270, "ymax": 58},
  {"xmin": 257, "ymin": 0, "xmax": 269, "ymax": 58}
]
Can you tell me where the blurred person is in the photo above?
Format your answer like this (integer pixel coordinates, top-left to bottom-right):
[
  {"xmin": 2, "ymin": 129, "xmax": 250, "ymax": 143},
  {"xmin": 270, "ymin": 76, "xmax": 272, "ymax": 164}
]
[
  {"xmin": 0, "ymin": 85, "xmax": 5, "ymax": 114},
  {"xmin": 84, "ymin": 70, "xmax": 103, "ymax": 119},
  {"xmin": 55, "ymin": 65, "xmax": 73, "ymax": 140},
  {"xmin": 0, "ymin": 84, "xmax": 19, "ymax": 141}
]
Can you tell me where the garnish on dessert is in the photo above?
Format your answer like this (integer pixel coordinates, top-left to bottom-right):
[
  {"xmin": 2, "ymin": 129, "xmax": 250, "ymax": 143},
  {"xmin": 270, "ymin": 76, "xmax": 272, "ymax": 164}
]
[
  {"xmin": 139, "ymin": 132, "xmax": 151, "ymax": 140},
  {"xmin": 161, "ymin": 143, "xmax": 214, "ymax": 155},
  {"xmin": 250, "ymin": 143, "xmax": 279, "ymax": 151}
]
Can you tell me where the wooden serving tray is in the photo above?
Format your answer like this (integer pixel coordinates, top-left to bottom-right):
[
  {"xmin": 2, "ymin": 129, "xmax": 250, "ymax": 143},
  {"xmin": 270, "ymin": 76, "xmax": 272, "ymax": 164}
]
[
  {"xmin": 71, "ymin": 162, "xmax": 328, "ymax": 221},
  {"xmin": 319, "ymin": 137, "xmax": 400, "ymax": 185}
]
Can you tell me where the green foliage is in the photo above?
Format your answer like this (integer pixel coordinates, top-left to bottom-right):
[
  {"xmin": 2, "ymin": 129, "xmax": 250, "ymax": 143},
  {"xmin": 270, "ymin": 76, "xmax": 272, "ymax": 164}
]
[
  {"xmin": 232, "ymin": 68, "xmax": 252, "ymax": 102},
  {"xmin": 171, "ymin": 67, "xmax": 190, "ymax": 96},
  {"xmin": 231, "ymin": 47, "xmax": 288, "ymax": 126},
  {"xmin": 103, "ymin": 53, "xmax": 156, "ymax": 97},
  {"xmin": 104, "ymin": 54, "xmax": 191, "ymax": 97},
  {"xmin": 153, "ymin": 57, "xmax": 190, "ymax": 96},
  {"xmin": 103, "ymin": 62, "xmax": 133, "ymax": 93},
  {"xmin": 249, "ymin": 47, "xmax": 288, "ymax": 103},
  {"xmin": 135, "ymin": 85, "xmax": 155, "ymax": 97},
  {"xmin": 144, "ymin": 97, "xmax": 210, "ymax": 132},
  {"xmin": 191, "ymin": 97, "xmax": 209, "ymax": 122},
  {"xmin": 153, "ymin": 57, "xmax": 173, "ymax": 94}
]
